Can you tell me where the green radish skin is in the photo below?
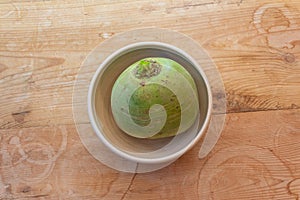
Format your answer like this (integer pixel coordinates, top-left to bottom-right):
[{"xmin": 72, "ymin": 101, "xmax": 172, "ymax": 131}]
[
  {"xmin": 129, "ymin": 83, "xmax": 181, "ymax": 138},
  {"xmin": 111, "ymin": 57, "xmax": 199, "ymax": 139}
]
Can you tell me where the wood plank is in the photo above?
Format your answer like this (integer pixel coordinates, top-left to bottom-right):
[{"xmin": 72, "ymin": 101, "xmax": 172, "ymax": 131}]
[
  {"xmin": 0, "ymin": 0, "xmax": 299, "ymax": 129},
  {"xmin": 0, "ymin": 108, "xmax": 299, "ymax": 199}
]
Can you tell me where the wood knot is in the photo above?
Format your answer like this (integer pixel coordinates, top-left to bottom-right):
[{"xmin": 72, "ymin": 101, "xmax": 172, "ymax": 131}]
[{"xmin": 283, "ymin": 53, "xmax": 295, "ymax": 63}]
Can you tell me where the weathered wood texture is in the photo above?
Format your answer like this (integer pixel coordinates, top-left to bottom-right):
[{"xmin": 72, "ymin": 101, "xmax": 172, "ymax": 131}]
[{"xmin": 0, "ymin": 0, "xmax": 299, "ymax": 199}]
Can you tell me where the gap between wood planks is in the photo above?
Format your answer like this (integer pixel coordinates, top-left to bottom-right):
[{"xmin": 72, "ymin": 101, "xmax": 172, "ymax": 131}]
[{"xmin": 0, "ymin": 107, "xmax": 299, "ymax": 131}]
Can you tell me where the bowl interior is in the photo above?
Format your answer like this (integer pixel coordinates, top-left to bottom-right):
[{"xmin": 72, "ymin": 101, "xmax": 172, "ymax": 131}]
[{"xmin": 91, "ymin": 43, "xmax": 211, "ymax": 161}]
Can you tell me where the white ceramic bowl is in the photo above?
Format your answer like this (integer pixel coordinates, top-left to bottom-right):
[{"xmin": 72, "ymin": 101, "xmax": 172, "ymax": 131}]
[{"xmin": 88, "ymin": 42, "xmax": 212, "ymax": 164}]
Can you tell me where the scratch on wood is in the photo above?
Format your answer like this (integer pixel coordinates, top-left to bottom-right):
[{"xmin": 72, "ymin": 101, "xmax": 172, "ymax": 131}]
[
  {"xmin": 24, "ymin": 194, "xmax": 50, "ymax": 198},
  {"xmin": 120, "ymin": 173, "xmax": 137, "ymax": 200},
  {"xmin": 169, "ymin": 0, "xmax": 244, "ymax": 10},
  {"xmin": 12, "ymin": 110, "xmax": 31, "ymax": 123},
  {"xmin": 168, "ymin": 2, "xmax": 214, "ymax": 10},
  {"xmin": 11, "ymin": 110, "xmax": 31, "ymax": 116}
]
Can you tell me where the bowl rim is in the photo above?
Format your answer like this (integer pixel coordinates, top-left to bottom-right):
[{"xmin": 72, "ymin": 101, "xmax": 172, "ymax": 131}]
[{"xmin": 87, "ymin": 41, "xmax": 213, "ymax": 164}]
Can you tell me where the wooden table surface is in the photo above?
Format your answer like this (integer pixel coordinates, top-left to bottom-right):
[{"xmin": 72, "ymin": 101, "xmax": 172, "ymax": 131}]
[{"xmin": 1, "ymin": 0, "xmax": 300, "ymax": 199}]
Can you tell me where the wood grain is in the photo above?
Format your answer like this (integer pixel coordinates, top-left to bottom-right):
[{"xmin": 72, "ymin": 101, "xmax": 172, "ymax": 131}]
[
  {"xmin": 1, "ymin": 109, "xmax": 299, "ymax": 199},
  {"xmin": 0, "ymin": 0, "xmax": 300, "ymax": 199}
]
